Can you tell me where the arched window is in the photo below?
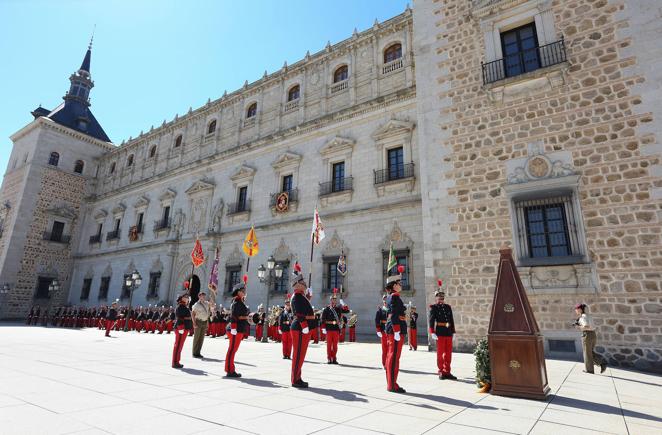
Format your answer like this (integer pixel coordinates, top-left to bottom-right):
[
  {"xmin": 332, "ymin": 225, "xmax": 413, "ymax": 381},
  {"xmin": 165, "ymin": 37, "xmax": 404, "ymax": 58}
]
[
  {"xmin": 246, "ymin": 102, "xmax": 257, "ymax": 119},
  {"xmin": 149, "ymin": 145, "xmax": 157, "ymax": 158},
  {"xmin": 174, "ymin": 135, "xmax": 182, "ymax": 148},
  {"xmin": 48, "ymin": 152, "xmax": 60, "ymax": 167},
  {"xmin": 207, "ymin": 120, "xmax": 217, "ymax": 134},
  {"xmin": 127, "ymin": 154, "xmax": 134, "ymax": 167},
  {"xmin": 333, "ymin": 65, "xmax": 348, "ymax": 83},
  {"xmin": 109, "ymin": 162, "xmax": 116, "ymax": 174},
  {"xmin": 383, "ymin": 43, "xmax": 402, "ymax": 63},
  {"xmin": 74, "ymin": 160, "xmax": 84, "ymax": 174},
  {"xmin": 287, "ymin": 85, "xmax": 300, "ymax": 102}
]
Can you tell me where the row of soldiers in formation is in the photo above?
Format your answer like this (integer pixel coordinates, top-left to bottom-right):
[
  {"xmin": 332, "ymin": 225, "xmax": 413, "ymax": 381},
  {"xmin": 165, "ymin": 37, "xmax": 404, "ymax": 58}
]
[{"xmin": 170, "ymin": 263, "xmax": 456, "ymax": 391}]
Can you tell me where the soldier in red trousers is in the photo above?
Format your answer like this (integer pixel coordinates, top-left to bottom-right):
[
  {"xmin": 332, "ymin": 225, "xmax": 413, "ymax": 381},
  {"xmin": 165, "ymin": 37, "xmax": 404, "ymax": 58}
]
[
  {"xmin": 290, "ymin": 263, "xmax": 316, "ymax": 388},
  {"xmin": 429, "ymin": 287, "xmax": 456, "ymax": 380},
  {"xmin": 278, "ymin": 299, "xmax": 293, "ymax": 359},
  {"xmin": 225, "ymin": 281, "xmax": 249, "ymax": 378},
  {"xmin": 321, "ymin": 291, "xmax": 349, "ymax": 364},
  {"xmin": 105, "ymin": 301, "xmax": 118, "ymax": 337},
  {"xmin": 172, "ymin": 295, "xmax": 192, "ymax": 369},
  {"xmin": 385, "ymin": 268, "xmax": 407, "ymax": 393},
  {"xmin": 375, "ymin": 295, "xmax": 388, "ymax": 368}
]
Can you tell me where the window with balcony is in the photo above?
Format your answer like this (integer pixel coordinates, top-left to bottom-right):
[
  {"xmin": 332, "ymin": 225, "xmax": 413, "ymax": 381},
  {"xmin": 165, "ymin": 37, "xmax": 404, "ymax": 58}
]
[
  {"xmin": 332, "ymin": 162, "xmax": 345, "ymax": 192},
  {"xmin": 49, "ymin": 221, "xmax": 65, "ymax": 242},
  {"xmin": 384, "ymin": 43, "xmax": 402, "ymax": 63},
  {"xmin": 282, "ymin": 174, "xmax": 293, "ymax": 193},
  {"xmin": 237, "ymin": 186, "xmax": 248, "ymax": 211},
  {"xmin": 155, "ymin": 206, "xmax": 171, "ymax": 231},
  {"xmin": 107, "ymin": 218, "xmax": 121, "ymax": 241},
  {"xmin": 333, "ymin": 65, "xmax": 348, "ymax": 83},
  {"xmin": 388, "ymin": 147, "xmax": 404, "ymax": 179},
  {"xmin": 136, "ymin": 212, "xmax": 144, "ymax": 234}
]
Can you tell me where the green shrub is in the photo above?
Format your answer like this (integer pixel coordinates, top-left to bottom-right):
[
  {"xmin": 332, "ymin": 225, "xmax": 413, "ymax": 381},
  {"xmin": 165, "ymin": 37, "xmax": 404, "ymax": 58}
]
[{"xmin": 474, "ymin": 338, "xmax": 491, "ymax": 387}]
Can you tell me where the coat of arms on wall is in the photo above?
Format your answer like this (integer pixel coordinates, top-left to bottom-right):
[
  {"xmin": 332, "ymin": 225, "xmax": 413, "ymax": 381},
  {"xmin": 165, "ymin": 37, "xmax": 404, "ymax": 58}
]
[
  {"xmin": 128, "ymin": 226, "xmax": 139, "ymax": 242},
  {"xmin": 275, "ymin": 192, "xmax": 289, "ymax": 213}
]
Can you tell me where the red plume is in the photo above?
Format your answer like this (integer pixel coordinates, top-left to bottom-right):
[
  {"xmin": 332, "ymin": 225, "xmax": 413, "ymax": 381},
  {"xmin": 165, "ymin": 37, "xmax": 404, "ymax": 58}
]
[
  {"xmin": 397, "ymin": 264, "xmax": 405, "ymax": 274},
  {"xmin": 294, "ymin": 261, "xmax": 302, "ymax": 273},
  {"xmin": 333, "ymin": 287, "xmax": 338, "ymax": 294},
  {"xmin": 183, "ymin": 281, "xmax": 190, "ymax": 289},
  {"xmin": 242, "ymin": 274, "xmax": 248, "ymax": 284},
  {"xmin": 437, "ymin": 279, "xmax": 443, "ymax": 287}
]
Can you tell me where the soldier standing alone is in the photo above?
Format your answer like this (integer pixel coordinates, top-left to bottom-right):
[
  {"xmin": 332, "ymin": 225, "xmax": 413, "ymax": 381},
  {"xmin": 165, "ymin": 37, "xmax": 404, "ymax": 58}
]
[{"xmin": 429, "ymin": 288, "xmax": 456, "ymax": 380}]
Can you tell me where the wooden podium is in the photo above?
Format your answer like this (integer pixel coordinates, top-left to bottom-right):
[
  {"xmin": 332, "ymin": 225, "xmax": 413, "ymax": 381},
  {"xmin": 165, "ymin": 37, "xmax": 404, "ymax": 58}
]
[{"xmin": 488, "ymin": 247, "xmax": 550, "ymax": 400}]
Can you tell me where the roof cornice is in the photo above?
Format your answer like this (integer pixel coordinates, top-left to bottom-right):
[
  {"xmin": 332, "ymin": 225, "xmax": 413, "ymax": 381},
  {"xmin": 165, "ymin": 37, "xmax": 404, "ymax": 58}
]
[{"xmin": 10, "ymin": 117, "xmax": 114, "ymax": 151}]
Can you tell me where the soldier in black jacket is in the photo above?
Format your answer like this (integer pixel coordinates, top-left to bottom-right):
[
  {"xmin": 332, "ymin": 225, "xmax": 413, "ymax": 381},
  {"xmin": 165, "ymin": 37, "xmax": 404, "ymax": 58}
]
[
  {"xmin": 278, "ymin": 300, "xmax": 293, "ymax": 359},
  {"xmin": 385, "ymin": 271, "xmax": 407, "ymax": 393},
  {"xmin": 321, "ymin": 293, "xmax": 349, "ymax": 364},
  {"xmin": 408, "ymin": 306, "xmax": 418, "ymax": 351},
  {"xmin": 375, "ymin": 295, "xmax": 388, "ymax": 368},
  {"xmin": 429, "ymin": 290, "xmax": 456, "ymax": 380},
  {"xmin": 290, "ymin": 264, "xmax": 316, "ymax": 388},
  {"xmin": 226, "ymin": 282, "xmax": 249, "ymax": 378},
  {"xmin": 105, "ymin": 302, "xmax": 118, "ymax": 337},
  {"xmin": 172, "ymin": 295, "xmax": 192, "ymax": 368}
]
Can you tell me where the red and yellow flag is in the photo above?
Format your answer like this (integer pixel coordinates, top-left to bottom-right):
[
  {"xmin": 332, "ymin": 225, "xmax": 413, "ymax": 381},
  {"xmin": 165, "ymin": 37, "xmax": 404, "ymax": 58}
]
[
  {"xmin": 191, "ymin": 239, "xmax": 205, "ymax": 267},
  {"xmin": 242, "ymin": 226, "xmax": 259, "ymax": 257}
]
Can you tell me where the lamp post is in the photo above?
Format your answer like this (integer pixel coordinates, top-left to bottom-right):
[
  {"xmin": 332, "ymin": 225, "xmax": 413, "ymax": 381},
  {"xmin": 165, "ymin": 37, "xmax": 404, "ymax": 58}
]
[
  {"xmin": 123, "ymin": 270, "xmax": 143, "ymax": 332},
  {"xmin": 0, "ymin": 283, "xmax": 10, "ymax": 320},
  {"xmin": 257, "ymin": 255, "xmax": 283, "ymax": 343}
]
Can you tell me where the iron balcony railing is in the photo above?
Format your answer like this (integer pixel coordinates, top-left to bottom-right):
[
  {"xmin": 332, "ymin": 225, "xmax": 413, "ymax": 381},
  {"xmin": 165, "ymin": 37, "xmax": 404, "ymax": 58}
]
[
  {"xmin": 374, "ymin": 163, "xmax": 415, "ymax": 185},
  {"xmin": 269, "ymin": 188, "xmax": 299, "ymax": 207},
  {"xmin": 43, "ymin": 232, "xmax": 71, "ymax": 244},
  {"xmin": 481, "ymin": 37, "xmax": 567, "ymax": 85},
  {"xmin": 89, "ymin": 234, "xmax": 102, "ymax": 244},
  {"xmin": 106, "ymin": 229, "xmax": 121, "ymax": 241},
  {"xmin": 228, "ymin": 200, "xmax": 251, "ymax": 215},
  {"xmin": 153, "ymin": 218, "xmax": 171, "ymax": 231},
  {"xmin": 319, "ymin": 177, "xmax": 353, "ymax": 196}
]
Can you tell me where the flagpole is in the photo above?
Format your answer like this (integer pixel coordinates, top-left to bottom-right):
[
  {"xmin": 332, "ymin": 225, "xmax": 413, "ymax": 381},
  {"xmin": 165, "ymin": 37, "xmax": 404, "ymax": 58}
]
[{"xmin": 308, "ymin": 235, "xmax": 314, "ymax": 287}]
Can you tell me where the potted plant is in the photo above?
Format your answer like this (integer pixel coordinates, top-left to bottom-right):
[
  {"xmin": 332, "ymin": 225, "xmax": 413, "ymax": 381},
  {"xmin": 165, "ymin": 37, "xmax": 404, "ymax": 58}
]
[{"xmin": 474, "ymin": 338, "xmax": 491, "ymax": 393}]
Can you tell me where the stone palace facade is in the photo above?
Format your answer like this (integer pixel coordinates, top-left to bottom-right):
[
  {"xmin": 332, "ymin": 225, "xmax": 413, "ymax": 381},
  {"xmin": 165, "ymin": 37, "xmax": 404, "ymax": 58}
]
[{"xmin": 1, "ymin": 0, "xmax": 661, "ymax": 372}]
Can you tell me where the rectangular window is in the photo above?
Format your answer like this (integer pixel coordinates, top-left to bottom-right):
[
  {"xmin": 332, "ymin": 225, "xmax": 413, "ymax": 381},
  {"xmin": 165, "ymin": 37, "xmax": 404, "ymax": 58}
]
[
  {"xmin": 501, "ymin": 23, "xmax": 540, "ymax": 78},
  {"xmin": 325, "ymin": 260, "xmax": 343, "ymax": 292},
  {"xmin": 332, "ymin": 162, "xmax": 345, "ymax": 192},
  {"xmin": 524, "ymin": 203, "xmax": 570, "ymax": 258},
  {"xmin": 97, "ymin": 223, "xmax": 103, "ymax": 237},
  {"xmin": 282, "ymin": 175, "xmax": 293, "ymax": 193},
  {"xmin": 387, "ymin": 147, "xmax": 404, "ymax": 180},
  {"xmin": 225, "ymin": 266, "xmax": 242, "ymax": 294},
  {"xmin": 121, "ymin": 274, "xmax": 131, "ymax": 299},
  {"xmin": 81, "ymin": 278, "xmax": 92, "ymax": 300},
  {"xmin": 163, "ymin": 206, "xmax": 170, "ymax": 224},
  {"xmin": 99, "ymin": 276, "xmax": 110, "ymax": 300},
  {"xmin": 147, "ymin": 272, "xmax": 161, "ymax": 298},
  {"xmin": 273, "ymin": 262, "xmax": 290, "ymax": 293},
  {"xmin": 114, "ymin": 218, "xmax": 121, "ymax": 232},
  {"xmin": 35, "ymin": 276, "xmax": 53, "ymax": 299},
  {"xmin": 238, "ymin": 186, "xmax": 248, "ymax": 211},
  {"xmin": 51, "ymin": 221, "xmax": 65, "ymax": 242},
  {"xmin": 382, "ymin": 249, "xmax": 410, "ymax": 291},
  {"xmin": 137, "ymin": 213, "xmax": 144, "ymax": 233}
]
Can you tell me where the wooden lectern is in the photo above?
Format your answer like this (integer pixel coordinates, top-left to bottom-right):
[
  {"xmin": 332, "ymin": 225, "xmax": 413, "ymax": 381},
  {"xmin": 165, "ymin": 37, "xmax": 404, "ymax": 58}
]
[{"xmin": 488, "ymin": 247, "xmax": 550, "ymax": 400}]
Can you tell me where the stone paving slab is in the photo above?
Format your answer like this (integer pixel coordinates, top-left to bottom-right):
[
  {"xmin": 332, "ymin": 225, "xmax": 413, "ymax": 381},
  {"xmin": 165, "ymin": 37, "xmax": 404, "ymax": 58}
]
[{"xmin": 0, "ymin": 323, "xmax": 661, "ymax": 434}]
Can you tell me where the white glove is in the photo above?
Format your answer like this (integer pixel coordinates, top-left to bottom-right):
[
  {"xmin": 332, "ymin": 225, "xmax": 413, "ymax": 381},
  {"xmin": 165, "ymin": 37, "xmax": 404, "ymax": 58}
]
[
  {"xmin": 394, "ymin": 331, "xmax": 401, "ymax": 341},
  {"xmin": 230, "ymin": 328, "xmax": 237, "ymax": 335},
  {"xmin": 376, "ymin": 331, "xmax": 382, "ymax": 338},
  {"xmin": 322, "ymin": 329, "xmax": 327, "ymax": 335},
  {"xmin": 302, "ymin": 327, "xmax": 309, "ymax": 334},
  {"xmin": 431, "ymin": 333, "xmax": 437, "ymax": 340},
  {"xmin": 278, "ymin": 329, "xmax": 282, "ymax": 334}
]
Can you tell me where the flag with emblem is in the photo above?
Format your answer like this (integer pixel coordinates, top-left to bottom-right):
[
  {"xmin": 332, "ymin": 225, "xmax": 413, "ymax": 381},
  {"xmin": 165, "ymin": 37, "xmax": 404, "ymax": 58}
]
[
  {"xmin": 387, "ymin": 242, "xmax": 397, "ymax": 273},
  {"xmin": 242, "ymin": 226, "xmax": 259, "ymax": 257},
  {"xmin": 191, "ymin": 238, "xmax": 205, "ymax": 268},
  {"xmin": 311, "ymin": 207, "xmax": 325, "ymax": 245},
  {"xmin": 207, "ymin": 246, "xmax": 220, "ymax": 299},
  {"xmin": 337, "ymin": 249, "xmax": 347, "ymax": 276}
]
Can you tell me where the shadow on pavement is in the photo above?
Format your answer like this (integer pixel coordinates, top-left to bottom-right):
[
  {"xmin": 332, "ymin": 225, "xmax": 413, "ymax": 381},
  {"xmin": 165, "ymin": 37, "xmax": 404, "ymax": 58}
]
[
  {"xmin": 551, "ymin": 395, "xmax": 662, "ymax": 423},
  {"xmin": 235, "ymin": 377, "xmax": 285, "ymax": 389},
  {"xmin": 306, "ymin": 387, "xmax": 369, "ymax": 402},
  {"xmin": 405, "ymin": 391, "xmax": 501, "ymax": 410},
  {"xmin": 181, "ymin": 368, "xmax": 208, "ymax": 376},
  {"xmin": 609, "ymin": 375, "xmax": 662, "ymax": 388},
  {"xmin": 201, "ymin": 357, "xmax": 224, "ymax": 363}
]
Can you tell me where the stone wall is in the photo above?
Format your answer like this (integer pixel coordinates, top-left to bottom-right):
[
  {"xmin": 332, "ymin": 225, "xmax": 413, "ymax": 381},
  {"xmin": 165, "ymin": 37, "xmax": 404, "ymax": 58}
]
[{"xmin": 414, "ymin": 0, "xmax": 662, "ymax": 372}]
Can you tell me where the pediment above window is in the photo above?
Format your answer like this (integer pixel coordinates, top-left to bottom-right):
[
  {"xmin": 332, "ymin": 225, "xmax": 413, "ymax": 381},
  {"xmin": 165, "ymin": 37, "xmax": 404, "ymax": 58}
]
[
  {"xmin": 372, "ymin": 119, "xmax": 415, "ymax": 143},
  {"xmin": 230, "ymin": 165, "xmax": 256, "ymax": 182},
  {"xmin": 46, "ymin": 204, "xmax": 77, "ymax": 220},
  {"xmin": 133, "ymin": 195, "xmax": 150, "ymax": 209},
  {"xmin": 471, "ymin": 0, "xmax": 536, "ymax": 19},
  {"xmin": 319, "ymin": 136, "xmax": 355, "ymax": 157},
  {"xmin": 158, "ymin": 188, "xmax": 177, "ymax": 202},
  {"xmin": 94, "ymin": 209, "xmax": 108, "ymax": 221},
  {"xmin": 112, "ymin": 203, "xmax": 126, "ymax": 216},
  {"xmin": 185, "ymin": 179, "xmax": 216, "ymax": 196},
  {"xmin": 271, "ymin": 152, "xmax": 302, "ymax": 170}
]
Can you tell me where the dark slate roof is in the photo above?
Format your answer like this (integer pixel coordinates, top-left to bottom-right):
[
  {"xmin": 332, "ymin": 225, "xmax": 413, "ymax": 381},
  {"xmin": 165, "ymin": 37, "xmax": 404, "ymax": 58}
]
[
  {"xmin": 80, "ymin": 48, "xmax": 91, "ymax": 73},
  {"xmin": 31, "ymin": 106, "xmax": 51, "ymax": 119},
  {"xmin": 42, "ymin": 102, "xmax": 111, "ymax": 142}
]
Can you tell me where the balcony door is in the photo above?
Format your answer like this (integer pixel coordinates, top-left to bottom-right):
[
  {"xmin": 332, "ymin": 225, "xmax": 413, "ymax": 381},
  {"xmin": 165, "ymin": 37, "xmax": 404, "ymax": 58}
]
[
  {"xmin": 387, "ymin": 147, "xmax": 404, "ymax": 180},
  {"xmin": 501, "ymin": 23, "xmax": 540, "ymax": 78}
]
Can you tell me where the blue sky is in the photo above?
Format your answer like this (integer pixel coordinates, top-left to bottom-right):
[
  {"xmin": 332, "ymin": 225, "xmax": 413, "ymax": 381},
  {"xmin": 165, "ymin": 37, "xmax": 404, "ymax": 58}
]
[{"xmin": 0, "ymin": 0, "xmax": 409, "ymax": 172}]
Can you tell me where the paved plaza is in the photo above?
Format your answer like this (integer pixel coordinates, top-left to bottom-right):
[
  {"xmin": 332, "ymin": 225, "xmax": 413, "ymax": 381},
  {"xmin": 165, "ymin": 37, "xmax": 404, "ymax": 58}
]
[{"xmin": 0, "ymin": 324, "xmax": 661, "ymax": 435}]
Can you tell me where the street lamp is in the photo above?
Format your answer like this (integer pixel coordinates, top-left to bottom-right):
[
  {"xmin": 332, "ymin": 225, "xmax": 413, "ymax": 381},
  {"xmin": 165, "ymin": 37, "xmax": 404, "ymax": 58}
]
[
  {"xmin": 256, "ymin": 256, "xmax": 283, "ymax": 342},
  {"xmin": 123, "ymin": 270, "xmax": 143, "ymax": 332}
]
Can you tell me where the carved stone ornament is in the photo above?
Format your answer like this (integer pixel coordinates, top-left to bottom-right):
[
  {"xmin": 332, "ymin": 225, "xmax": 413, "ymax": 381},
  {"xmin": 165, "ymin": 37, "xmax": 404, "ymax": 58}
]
[
  {"xmin": 319, "ymin": 136, "xmax": 355, "ymax": 157},
  {"xmin": 47, "ymin": 204, "xmax": 77, "ymax": 220},
  {"xmin": 230, "ymin": 165, "xmax": 256, "ymax": 183},
  {"xmin": 507, "ymin": 145, "xmax": 576, "ymax": 185},
  {"xmin": 271, "ymin": 152, "xmax": 302, "ymax": 170},
  {"xmin": 158, "ymin": 188, "xmax": 177, "ymax": 202},
  {"xmin": 185, "ymin": 179, "xmax": 215, "ymax": 196},
  {"xmin": 371, "ymin": 119, "xmax": 415, "ymax": 142},
  {"xmin": 132, "ymin": 195, "xmax": 150, "ymax": 209}
]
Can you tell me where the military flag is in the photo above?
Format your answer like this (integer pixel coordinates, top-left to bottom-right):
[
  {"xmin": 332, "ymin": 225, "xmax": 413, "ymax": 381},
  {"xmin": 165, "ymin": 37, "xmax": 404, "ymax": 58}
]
[
  {"xmin": 337, "ymin": 249, "xmax": 347, "ymax": 276},
  {"xmin": 207, "ymin": 246, "xmax": 220, "ymax": 300},
  {"xmin": 311, "ymin": 207, "xmax": 325, "ymax": 245},
  {"xmin": 242, "ymin": 226, "xmax": 259, "ymax": 257},
  {"xmin": 191, "ymin": 238, "xmax": 205, "ymax": 267},
  {"xmin": 387, "ymin": 242, "xmax": 397, "ymax": 273}
]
